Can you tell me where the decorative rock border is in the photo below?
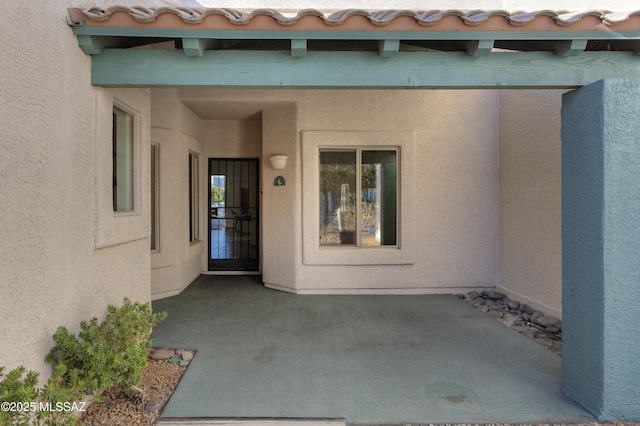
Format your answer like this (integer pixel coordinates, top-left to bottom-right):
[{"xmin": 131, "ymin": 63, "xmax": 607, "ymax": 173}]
[
  {"xmin": 150, "ymin": 347, "xmax": 195, "ymax": 367},
  {"xmin": 456, "ymin": 291, "xmax": 563, "ymax": 356},
  {"xmin": 146, "ymin": 348, "xmax": 195, "ymax": 413}
]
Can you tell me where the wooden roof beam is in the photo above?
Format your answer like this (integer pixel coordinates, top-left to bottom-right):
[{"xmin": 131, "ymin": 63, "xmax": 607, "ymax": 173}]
[
  {"xmin": 378, "ymin": 40, "xmax": 400, "ymax": 58},
  {"xmin": 291, "ymin": 39, "xmax": 307, "ymax": 58},
  {"xmin": 466, "ymin": 40, "xmax": 495, "ymax": 57},
  {"xmin": 554, "ymin": 39, "xmax": 588, "ymax": 57}
]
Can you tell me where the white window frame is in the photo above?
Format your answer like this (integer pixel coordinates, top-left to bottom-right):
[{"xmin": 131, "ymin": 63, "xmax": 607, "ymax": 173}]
[
  {"xmin": 94, "ymin": 92, "xmax": 149, "ymax": 249},
  {"xmin": 188, "ymin": 150, "xmax": 200, "ymax": 243},
  {"xmin": 302, "ymin": 131, "xmax": 416, "ymax": 266},
  {"xmin": 151, "ymin": 143, "xmax": 160, "ymax": 251}
]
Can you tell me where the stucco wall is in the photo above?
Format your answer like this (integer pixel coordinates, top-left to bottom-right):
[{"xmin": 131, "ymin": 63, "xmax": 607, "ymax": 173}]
[
  {"xmin": 0, "ymin": 0, "xmax": 151, "ymax": 379},
  {"xmin": 150, "ymin": 90, "xmax": 205, "ymax": 299},
  {"xmin": 498, "ymin": 90, "xmax": 564, "ymax": 318},
  {"xmin": 203, "ymin": 120, "xmax": 262, "ymax": 159},
  {"xmin": 176, "ymin": 88, "xmax": 499, "ymax": 294}
]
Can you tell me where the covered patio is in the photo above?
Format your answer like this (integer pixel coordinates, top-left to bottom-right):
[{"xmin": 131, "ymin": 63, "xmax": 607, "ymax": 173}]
[
  {"xmin": 67, "ymin": 6, "xmax": 640, "ymax": 421},
  {"xmin": 151, "ymin": 275, "xmax": 593, "ymax": 425}
]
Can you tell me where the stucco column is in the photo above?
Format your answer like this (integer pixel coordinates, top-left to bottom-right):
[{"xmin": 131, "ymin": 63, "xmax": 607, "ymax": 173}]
[{"xmin": 561, "ymin": 79, "xmax": 640, "ymax": 421}]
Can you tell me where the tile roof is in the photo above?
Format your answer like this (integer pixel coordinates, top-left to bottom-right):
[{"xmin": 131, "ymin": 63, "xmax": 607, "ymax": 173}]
[{"xmin": 69, "ymin": 6, "xmax": 640, "ymax": 29}]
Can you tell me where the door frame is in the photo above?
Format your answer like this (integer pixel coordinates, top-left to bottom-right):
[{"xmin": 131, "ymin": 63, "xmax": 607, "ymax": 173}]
[{"xmin": 208, "ymin": 158, "xmax": 260, "ymax": 272}]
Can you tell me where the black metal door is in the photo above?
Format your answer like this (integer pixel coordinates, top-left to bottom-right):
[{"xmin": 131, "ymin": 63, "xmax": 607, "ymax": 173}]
[{"xmin": 208, "ymin": 159, "xmax": 259, "ymax": 271}]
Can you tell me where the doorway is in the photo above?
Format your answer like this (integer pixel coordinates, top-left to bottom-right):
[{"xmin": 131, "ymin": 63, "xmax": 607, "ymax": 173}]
[{"xmin": 208, "ymin": 158, "xmax": 259, "ymax": 271}]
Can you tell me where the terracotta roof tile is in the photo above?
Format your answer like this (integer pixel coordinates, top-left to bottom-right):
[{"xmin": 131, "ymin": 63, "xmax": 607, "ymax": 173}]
[{"xmin": 70, "ymin": 6, "xmax": 640, "ymax": 28}]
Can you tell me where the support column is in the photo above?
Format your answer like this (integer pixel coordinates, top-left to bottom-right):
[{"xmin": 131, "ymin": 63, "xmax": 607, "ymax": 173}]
[{"xmin": 561, "ymin": 79, "xmax": 640, "ymax": 421}]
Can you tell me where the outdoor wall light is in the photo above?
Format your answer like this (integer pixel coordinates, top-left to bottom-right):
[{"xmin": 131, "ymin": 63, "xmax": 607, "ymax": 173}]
[{"xmin": 269, "ymin": 154, "xmax": 288, "ymax": 170}]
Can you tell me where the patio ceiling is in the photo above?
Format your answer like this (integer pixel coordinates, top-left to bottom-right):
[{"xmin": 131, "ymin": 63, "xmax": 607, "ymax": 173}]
[{"xmin": 68, "ymin": 7, "xmax": 640, "ymax": 88}]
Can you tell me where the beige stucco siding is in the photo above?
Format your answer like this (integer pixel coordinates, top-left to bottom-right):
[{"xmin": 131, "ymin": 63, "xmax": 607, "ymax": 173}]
[
  {"xmin": 170, "ymin": 88, "xmax": 499, "ymax": 294},
  {"xmin": 498, "ymin": 90, "xmax": 564, "ymax": 318},
  {"xmin": 150, "ymin": 89, "xmax": 205, "ymax": 299},
  {"xmin": 0, "ymin": 0, "xmax": 152, "ymax": 378}
]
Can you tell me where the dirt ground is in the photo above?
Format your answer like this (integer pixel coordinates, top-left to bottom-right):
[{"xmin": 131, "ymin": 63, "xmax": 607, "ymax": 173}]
[{"xmin": 80, "ymin": 357, "xmax": 186, "ymax": 425}]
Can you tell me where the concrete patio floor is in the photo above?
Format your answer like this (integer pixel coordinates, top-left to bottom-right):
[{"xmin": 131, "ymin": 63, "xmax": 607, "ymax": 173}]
[{"xmin": 150, "ymin": 275, "xmax": 594, "ymax": 426}]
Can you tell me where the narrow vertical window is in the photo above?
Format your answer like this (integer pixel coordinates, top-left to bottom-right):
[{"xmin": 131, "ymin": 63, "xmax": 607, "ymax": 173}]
[
  {"xmin": 151, "ymin": 143, "xmax": 159, "ymax": 251},
  {"xmin": 319, "ymin": 149, "xmax": 397, "ymax": 247},
  {"xmin": 112, "ymin": 106, "xmax": 134, "ymax": 212},
  {"xmin": 361, "ymin": 150, "xmax": 397, "ymax": 246},
  {"xmin": 189, "ymin": 152, "xmax": 200, "ymax": 242},
  {"xmin": 319, "ymin": 151, "xmax": 356, "ymax": 245}
]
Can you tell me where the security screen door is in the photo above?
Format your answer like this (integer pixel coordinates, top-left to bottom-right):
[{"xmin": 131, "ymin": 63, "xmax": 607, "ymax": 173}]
[{"xmin": 209, "ymin": 159, "xmax": 259, "ymax": 271}]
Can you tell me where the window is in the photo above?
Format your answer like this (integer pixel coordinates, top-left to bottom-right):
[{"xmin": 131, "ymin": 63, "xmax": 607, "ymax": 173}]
[
  {"xmin": 302, "ymin": 130, "xmax": 414, "ymax": 266},
  {"xmin": 151, "ymin": 143, "xmax": 159, "ymax": 251},
  {"xmin": 112, "ymin": 106, "xmax": 134, "ymax": 212},
  {"xmin": 189, "ymin": 151, "xmax": 200, "ymax": 242},
  {"xmin": 319, "ymin": 149, "xmax": 397, "ymax": 247}
]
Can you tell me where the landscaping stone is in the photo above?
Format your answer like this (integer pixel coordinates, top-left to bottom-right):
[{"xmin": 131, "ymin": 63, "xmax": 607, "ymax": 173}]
[
  {"xmin": 482, "ymin": 290, "xmax": 507, "ymax": 300},
  {"xmin": 151, "ymin": 348, "xmax": 175, "ymax": 360},
  {"xmin": 179, "ymin": 360, "xmax": 190, "ymax": 367},
  {"xmin": 461, "ymin": 291, "xmax": 562, "ymax": 357},
  {"xmin": 181, "ymin": 350, "xmax": 194, "ymax": 361},
  {"xmin": 488, "ymin": 310, "xmax": 502, "ymax": 319},
  {"xmin": 530, "ymin": 310, "xmax": 544, "ymax": 323},
  {"xmin": 144, "ymin": 398, "xmax": 164, "ymax": 413},
  {"xmin": 535, "ymin": 315, "xmax": 561, "ymax": 327},
  {"xmin": 507, "ymin": 300, "xmax": 521, "ymax": 310}
]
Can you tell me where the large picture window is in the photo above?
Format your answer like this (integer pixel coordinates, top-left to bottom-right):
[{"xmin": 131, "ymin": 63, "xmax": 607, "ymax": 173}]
[
  {"xmin": 320, "ymin": 149, "xmax": 397, "ymax": 247},
  {"xmin": 112, "ymin": 106, "xmax": 134, "ymax": 212}
]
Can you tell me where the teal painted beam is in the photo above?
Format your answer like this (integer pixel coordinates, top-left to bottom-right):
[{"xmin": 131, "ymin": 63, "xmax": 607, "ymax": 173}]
[
  {"xmin": 71, "ymin": 25, "xmax": 640, "ymax": 42},
  {"xmin": 291, "ymin": 39, "xmax": 307, "ymax": 58},
  {"xmin": 466, "ymin": 39, "xmax": 494, "ymax": 57},
  {"xmin": 76, "ymin": 35, "xmax": 173, "ymax": 54},
  {"xmin": 555, "ymin": 39, "xmax": 588, "ymax": 57},
  {"xmin": 90, "ymin": 49, "xmax": 640, "ymax": 89},
  {"xmin": 182, "ymin": 38, "xmax": 211, "ymax": 56},
  {"xmin": 77, "ymin": 35, "xmax": 105, "ymax": 54},
  {"xmin": 378, "ymin": 40, "xmax": 400, "ymax": 58}
]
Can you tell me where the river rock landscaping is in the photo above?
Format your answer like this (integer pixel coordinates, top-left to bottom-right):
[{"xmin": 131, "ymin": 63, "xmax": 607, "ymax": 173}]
[{"xmin": 456, "ymin": 290, "xmax": 563, "ymax": 356}]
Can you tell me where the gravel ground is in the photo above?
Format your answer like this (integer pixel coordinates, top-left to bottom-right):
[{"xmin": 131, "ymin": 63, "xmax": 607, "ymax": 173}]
[{"xmin": 80, "ymin": 355, "xmax": 186, "ymax": 425}]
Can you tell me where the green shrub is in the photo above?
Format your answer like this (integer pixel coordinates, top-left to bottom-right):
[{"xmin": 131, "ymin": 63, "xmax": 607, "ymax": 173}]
[
  {"xmin": 0, "ymin": 365, "xmax": 80, "ymax": 426},
  {"xmin": 0, "ymin": 366, "xmax": 39, "ymax": 425},
  {"xmin": 45, "ymin": 298, "xmax": 167, "ymax": 395}
]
